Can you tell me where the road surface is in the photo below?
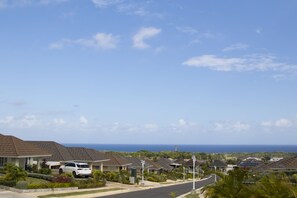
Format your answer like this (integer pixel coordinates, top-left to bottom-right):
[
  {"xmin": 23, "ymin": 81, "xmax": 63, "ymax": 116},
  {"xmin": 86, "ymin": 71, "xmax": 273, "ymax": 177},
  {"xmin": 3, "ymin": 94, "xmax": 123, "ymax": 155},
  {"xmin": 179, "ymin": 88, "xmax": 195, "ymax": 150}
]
[{"xmin": 98, "ymin": 175, "xmax": 215, "ymax": 198}]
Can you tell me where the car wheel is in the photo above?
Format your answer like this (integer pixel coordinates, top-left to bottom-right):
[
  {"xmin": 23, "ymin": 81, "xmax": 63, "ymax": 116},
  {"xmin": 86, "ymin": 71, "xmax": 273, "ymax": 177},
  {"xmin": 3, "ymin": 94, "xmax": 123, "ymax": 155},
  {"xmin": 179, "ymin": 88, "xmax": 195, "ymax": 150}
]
[
  {"xmin": 72, "ymin": 171, "xmax": 77, "ymax": 178},
  {"xmin": 59, "ymin": 169, "xmax": 63, "ymax": 175}
]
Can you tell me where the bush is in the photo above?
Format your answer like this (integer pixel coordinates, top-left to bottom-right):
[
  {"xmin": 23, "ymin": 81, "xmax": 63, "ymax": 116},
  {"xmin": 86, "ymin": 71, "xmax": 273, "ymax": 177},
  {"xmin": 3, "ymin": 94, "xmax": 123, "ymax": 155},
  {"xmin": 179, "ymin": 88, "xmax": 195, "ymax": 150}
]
[
  {"xmin": 146, "ymin": 173, "xmax": 167, "ymax": 182},
  {"xmin": 0, "ymin": 167, "xmax": 5, "ymax": 174},
  {"xmin": 93, "ymin": 170, "xmax": 105, "ymax": 182},
  {"xmin": 4, "ymin": 164, "xmax": 27, "ymax": 182},
  {"xmin": 16, "ymin": 181, "xmax": 29, "ymax": 189},
  {"xmin": 75, "ymin": 179, "xmax": 105, "ymax": 189},
  {"xmin": 0, "ymin": 178, "xmax": 16, "ymax": 187},
  {"xmin": 27, "ymin": 182, "xmax": 76, "ymax": 189},
  {"xmin": 52, "ymin": 174, "xmax": 73, "ymax": 183},
  {"xmin": 105, "ymin": 171, "xmax": 119, "ymax": 182},
  {"xmin": 38, "ymin": 168, "xmax": 51, "ymax": 175},
  {"xmin": 27, "ymin": 172, "xmax": 53, "ymax": 181}
]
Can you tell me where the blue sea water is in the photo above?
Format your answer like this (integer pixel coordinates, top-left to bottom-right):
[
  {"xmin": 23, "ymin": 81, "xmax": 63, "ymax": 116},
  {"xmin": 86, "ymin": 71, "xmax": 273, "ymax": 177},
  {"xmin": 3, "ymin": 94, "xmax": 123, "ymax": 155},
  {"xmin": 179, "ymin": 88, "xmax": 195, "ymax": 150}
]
[{"xmin": 63, "ymin": 144, "xmax": 297, "ymax": 153}]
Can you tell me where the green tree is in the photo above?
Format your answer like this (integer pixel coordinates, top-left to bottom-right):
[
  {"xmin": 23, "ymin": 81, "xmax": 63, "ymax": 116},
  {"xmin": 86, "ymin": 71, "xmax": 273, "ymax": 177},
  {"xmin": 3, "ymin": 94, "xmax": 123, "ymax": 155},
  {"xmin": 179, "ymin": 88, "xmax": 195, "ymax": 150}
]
[
  {"xmin": 203, "ymin": 168, "xmax": 251, "ymax": 198},
  {"xmin": 252, "ymin": 174, "xmax": 297, "ymax": 198},
  {"xmin": 4, "ymin": 164, "xmax": 27, "ymax": 182}
]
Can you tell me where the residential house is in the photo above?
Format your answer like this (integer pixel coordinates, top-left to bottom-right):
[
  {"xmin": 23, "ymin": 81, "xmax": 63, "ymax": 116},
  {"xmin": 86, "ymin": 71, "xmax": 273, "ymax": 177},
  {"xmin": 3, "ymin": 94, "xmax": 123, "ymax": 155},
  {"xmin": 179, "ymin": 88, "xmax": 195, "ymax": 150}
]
[
  {"xmin": 238, "ymin": 157, "xmax": 263, "ymax": 169},
  {"xmin": 253, "ymin": 155, "xmax": 297, "ymax": 173},
  {"xmin": 0, "ymin": 134, "xmax": 51, "ymax": 169},
  {"xmin": 210, "ymin": 159, "xmax": 227, "ymax": 172},
  {"xmin": 102, "ymin": 153, "xmax": 131, "ymax": 172},
  {"xmin": 66, "ymin": 147, "xmax": 109, "ymax": 171},
  {"xmin": 28, "ymin": 141, "xmax": 73, "ymax": 170}
]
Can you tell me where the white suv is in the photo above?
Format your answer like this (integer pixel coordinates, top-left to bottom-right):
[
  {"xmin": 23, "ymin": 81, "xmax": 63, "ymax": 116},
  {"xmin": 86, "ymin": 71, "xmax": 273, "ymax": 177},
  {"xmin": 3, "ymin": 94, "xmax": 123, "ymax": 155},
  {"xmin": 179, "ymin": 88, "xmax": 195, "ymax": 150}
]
[{"xmin": 59, "ymin": 162, "xmax": 92, "ymax": 178}]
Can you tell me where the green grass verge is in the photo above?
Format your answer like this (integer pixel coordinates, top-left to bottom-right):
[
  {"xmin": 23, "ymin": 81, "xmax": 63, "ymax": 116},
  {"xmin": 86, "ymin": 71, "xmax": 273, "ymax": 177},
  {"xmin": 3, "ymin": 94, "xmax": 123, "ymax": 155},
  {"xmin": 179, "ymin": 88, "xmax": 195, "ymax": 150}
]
[{"xmin": 38, "ymin": 188, "xmax": 123, "ymax": 198}]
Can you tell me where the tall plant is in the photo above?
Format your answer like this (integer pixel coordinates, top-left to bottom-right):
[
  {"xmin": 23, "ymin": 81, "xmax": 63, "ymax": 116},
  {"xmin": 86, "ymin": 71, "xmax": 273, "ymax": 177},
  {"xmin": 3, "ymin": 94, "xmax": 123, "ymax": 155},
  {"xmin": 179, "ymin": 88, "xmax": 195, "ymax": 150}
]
[{"xmin": 4, "ymin": 164, "xmax": 27, "ymax": 182}]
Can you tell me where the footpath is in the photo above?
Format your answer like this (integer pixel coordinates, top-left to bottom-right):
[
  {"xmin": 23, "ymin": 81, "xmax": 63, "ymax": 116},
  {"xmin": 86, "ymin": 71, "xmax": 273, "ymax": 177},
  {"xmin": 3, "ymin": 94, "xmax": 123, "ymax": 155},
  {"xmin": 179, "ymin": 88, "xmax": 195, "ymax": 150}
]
[{"xmin": 25, "ymin": 179, "xmax": 193, "ymax": 198}]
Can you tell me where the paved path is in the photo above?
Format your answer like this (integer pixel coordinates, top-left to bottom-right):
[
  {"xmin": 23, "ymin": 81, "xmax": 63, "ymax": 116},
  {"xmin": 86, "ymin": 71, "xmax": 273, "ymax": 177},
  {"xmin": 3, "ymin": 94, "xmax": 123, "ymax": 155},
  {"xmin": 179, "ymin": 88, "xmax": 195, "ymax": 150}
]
[
  {"xmin": 97, "ymin": 176, "xmax": 215, "ymax": 198},
  {"xmin": 0, "ymin": 189, "xmax": 33, "ymax": 198}
]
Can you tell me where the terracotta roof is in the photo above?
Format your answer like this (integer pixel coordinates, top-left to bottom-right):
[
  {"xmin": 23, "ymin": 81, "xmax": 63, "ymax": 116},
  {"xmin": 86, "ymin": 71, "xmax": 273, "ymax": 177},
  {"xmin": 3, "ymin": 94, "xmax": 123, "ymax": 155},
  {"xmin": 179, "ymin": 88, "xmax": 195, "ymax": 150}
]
[
  {"xmin": 0, "ymin": 134, "xmax": 51, "ymax": 157},
  {"xmin": 28, "ymin": 141, "xmax": 73, "ymax": 162},
  {"xmin": 67, "ymin": 147, "xmax": 108, "ymax": 162},
  {"xmin": 103, "ymin": 153, "xmax": 131, "ymax": 166}
]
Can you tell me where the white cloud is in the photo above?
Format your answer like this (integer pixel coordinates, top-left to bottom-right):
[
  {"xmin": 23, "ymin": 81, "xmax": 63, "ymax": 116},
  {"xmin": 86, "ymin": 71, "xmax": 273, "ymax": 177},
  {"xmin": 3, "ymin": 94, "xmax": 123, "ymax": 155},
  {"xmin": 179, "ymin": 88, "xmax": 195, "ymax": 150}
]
[
  {"xmin": 79, "ymin": 116, "xmax": 88, "ymax": 125},
  {"xmin": 20, "ymin": 115, "xmax": 38, "ymax": 128},
  {"xmin": 176, "ymin": 26, "xmax": 199, "ymax": 35},
  {"xmin": 0, "ymin": 0, "xmax": 68, "ymax": 8},
  {"xmin": 183, "ymin": 54, "xmax": 297, "ymax": 73},
  {"xmin": 0, "ymin": 115, "xmax": 38, "ymax": 128},
  {"xmin": 214, "ymin": 121, "xmax": 250, "ymax": 133},
  {"xmin": 143, "ymin": 123, "xmax": 158, "ymax": 131},
  {"xmin": 261, "ymin": 118, "xmax": 293, "ymax": 128},
  {"xmin": 222, "ymin": 43, "xmax": 248, "ymax": 52},
  {"xmin": 50, "ymin": 32, "xmax": 119, "ymax": 50},
  {"xmin": 133, "ymin": 27, "xmax": 161, "ymax": 49},
  {"xmin": 92, "ymin": 0, "xmax": 121, "ymax": 8},
  {"xmin": 0, "ymin": 116, "xmax": 15, "ymax": 125},
  {"xmin": 52, "ymin": 118, "xmax": 66, "ymax": 126}
]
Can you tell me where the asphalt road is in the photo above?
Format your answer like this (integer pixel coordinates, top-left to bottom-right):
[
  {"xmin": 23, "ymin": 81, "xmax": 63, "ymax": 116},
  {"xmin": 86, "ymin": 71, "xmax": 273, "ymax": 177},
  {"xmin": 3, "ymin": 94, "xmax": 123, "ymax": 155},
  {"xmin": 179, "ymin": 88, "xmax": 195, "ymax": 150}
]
[{"xmin": 98, "ymin": 175, "xmax": 215, "ymax": 198}]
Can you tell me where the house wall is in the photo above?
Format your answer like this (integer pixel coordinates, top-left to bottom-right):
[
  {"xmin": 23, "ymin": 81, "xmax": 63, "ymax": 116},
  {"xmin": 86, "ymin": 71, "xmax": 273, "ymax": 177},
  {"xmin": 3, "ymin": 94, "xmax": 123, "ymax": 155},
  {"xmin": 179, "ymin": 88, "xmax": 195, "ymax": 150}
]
[{"xmin": 104, "ymin": 166, "xmax": 120, "ymax": 172}]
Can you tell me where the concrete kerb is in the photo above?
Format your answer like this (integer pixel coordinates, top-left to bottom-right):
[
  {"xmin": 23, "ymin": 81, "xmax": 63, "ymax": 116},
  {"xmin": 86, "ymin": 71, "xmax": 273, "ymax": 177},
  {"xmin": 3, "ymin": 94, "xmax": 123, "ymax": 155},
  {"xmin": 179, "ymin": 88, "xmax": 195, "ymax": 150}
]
[
  {"xmin": 0, "ymin": 185, "xmax": 78, "ymax": 193},
  {"xmin": 176, "ymin": 176, "xmax": 213, "ymax": 198}
]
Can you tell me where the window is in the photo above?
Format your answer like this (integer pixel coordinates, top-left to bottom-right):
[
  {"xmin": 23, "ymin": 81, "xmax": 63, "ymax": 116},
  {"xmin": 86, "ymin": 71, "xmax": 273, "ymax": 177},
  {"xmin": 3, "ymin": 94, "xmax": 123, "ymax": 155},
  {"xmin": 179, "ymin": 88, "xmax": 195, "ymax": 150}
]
[{"xmin": 0, "ymin": 157, "xmax": 7, "ymax": 167}]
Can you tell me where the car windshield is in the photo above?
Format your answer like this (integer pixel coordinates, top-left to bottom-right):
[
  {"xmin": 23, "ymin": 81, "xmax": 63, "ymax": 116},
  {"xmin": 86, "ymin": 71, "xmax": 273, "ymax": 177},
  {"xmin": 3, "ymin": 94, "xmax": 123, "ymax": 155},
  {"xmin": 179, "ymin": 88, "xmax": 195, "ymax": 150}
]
[{"xmin": 77, "ymin": 164, "xmax": 89, "ymax": 168}]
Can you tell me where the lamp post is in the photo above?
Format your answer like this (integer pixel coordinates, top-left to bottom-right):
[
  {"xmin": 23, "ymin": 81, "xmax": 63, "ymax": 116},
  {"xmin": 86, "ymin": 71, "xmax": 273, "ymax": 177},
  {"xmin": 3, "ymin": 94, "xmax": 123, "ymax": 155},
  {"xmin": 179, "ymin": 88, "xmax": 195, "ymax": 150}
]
[
  {"xmin": 214, "ymin": 166, "xmax": 217, "ymax": 182},
  {"xmin": 141, "ymin": 160, "xmax": 145, "ymax": 186},
  {"xmin": 192, "ymin": 155, "xmax": 196, "ymax": 192}
]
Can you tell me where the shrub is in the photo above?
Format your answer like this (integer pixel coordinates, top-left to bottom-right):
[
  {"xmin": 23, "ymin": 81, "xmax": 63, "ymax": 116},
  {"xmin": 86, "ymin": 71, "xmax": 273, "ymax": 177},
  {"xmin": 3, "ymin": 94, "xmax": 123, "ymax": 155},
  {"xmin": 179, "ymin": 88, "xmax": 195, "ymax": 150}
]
[
  {"xmin": 93, "ymin": 170, "xmax": 105, "ymax": 182},
  {"xmin": 105, "ymin": 171, "xmax": 119, "ymax": 182},
  {"xmin": 75, "ymin": 179, "xmax": 105, "ymax": 189},
  {"xmin": 52, "ymin": 174, "xmax": 73, "ymax": 183},
  {"xmin": 16, "ymin": 181, "xmax": 29, "ymax": 189},
  {"xmin": 38, "ymin": 168, "xmax": 51, "ymax": 175},
  {"xmin": 27, "ymin": 172, "xmax": 53, "ymax": 181},
  {"xmin": 27, "ymin": 182, "xmax": 76, "ymax": 189},
  {"xmin": 146, "ymin": 172, "xmax": 167, "ymax": 182},
  {"xmin": 4, "ymin": 164, "xmax": 27, "ymax": 182},
  {"xmin": 0, "ymin": 178, "xmax": 16, "ymax": 187}
]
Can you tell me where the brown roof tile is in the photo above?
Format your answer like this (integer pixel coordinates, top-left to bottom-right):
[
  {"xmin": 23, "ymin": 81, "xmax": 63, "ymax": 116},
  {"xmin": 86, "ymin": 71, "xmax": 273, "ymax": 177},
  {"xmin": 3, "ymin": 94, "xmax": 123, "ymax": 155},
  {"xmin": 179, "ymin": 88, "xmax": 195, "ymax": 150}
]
[
  {"xmin": 67, "ymin": 147, "xmax": 108, "ymax": 162},
  {"xmin": 0, "ymin": 134, "xmax": 51, "ymax": 157},
  {"xmin": 103, "ymin": 153, "xmax": 131, "ymax": 166},
  {"xmin": 28, "ymin": 141, "xmax": 73, "ymax": 162}
]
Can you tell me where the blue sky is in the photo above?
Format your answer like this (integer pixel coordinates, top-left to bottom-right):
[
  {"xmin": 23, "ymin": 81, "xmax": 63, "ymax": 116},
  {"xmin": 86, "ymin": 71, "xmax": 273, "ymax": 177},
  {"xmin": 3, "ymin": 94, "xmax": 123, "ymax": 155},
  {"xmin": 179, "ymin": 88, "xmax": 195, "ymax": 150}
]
[{"xmin": 1, "ymin": 0, "xmax": 297, "ymax": 144}]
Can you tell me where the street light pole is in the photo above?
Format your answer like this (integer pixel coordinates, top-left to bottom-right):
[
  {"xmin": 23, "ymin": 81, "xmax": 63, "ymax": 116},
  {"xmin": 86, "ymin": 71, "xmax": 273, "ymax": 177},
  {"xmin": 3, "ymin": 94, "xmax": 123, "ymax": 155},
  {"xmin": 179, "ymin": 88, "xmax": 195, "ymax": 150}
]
[
  {"xmin": 214, "ymin": 166, "xmax": 217, "ymax": 182},
  {"xmin": 141, "ymin": 160, "xmax": 145, "ymax": 186},
  {"xmin": 192, "ymin": 155, "xmax": 196, "ymax": 192}
]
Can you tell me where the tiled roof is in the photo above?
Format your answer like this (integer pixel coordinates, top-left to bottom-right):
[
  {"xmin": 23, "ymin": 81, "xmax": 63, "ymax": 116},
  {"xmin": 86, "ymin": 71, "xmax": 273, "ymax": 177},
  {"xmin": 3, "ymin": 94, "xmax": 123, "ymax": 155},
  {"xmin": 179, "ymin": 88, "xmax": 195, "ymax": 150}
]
[
  {"xmin": 142, "ymin": 158, "xmax": 162, "ymax": 171},
  {"xmin": 253, "ymin": 155, "xmax": 297, "ymax": 172},
  {"xmin": 156, "ymin": 158, "xmax": 174, "ymax": 171},
  {"xmin": 28, "ymin": 141, "xmax": 73, "ymax": 162},
  {"xmin": 67, "ymin": 147, "xmax": 108, "ymax": 162},
  {"xmin": 0, "ymin": 134, "xmax": 51, "ymax": 157},
  {"xmin": 103, "ymin": 153, "xmax": 131, "ymax": 166},
  {"xmin": 210, "ymin": 160, "xmax": 227, "ymax": 168}
]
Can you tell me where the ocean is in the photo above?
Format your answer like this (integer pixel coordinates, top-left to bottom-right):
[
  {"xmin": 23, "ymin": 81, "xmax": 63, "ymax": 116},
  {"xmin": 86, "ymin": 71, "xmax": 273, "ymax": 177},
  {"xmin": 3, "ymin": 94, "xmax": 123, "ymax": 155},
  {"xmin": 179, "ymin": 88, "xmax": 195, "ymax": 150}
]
[{"xmin": 63, "ymin": 144, "xmax": 297, "ymax": 153}]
